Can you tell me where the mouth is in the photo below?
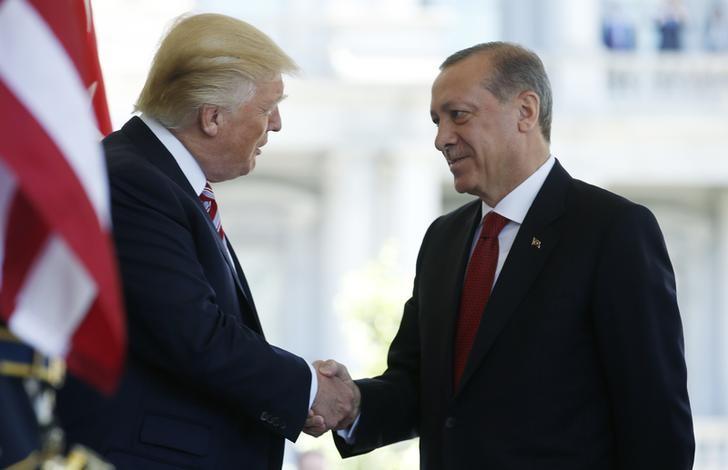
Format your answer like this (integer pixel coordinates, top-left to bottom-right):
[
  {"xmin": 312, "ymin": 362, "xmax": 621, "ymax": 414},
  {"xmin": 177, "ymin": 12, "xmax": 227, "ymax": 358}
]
[
  {"xmin": 256, "ymin": 139, "xmax": 268, "ymax": 156},
  {"xmin": 446, "ymin": 154, "xmax": 469, "ymax": 167}
]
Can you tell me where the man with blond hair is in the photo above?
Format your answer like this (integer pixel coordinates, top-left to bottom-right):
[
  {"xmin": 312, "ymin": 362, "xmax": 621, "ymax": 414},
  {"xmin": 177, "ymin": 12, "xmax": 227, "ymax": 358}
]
[{"xmin": 57, "ymin": 13, "xmax": 355, "ymax": 469}]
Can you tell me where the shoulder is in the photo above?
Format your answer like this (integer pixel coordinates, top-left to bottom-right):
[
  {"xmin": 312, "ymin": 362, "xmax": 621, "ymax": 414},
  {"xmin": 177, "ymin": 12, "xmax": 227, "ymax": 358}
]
[
  {"xmin": 569, "ymin": 178, "xmax": 655, "ymax": 223},
  {"xmin": 567, "ymin": 179, "xmax": 662, "ymax": 244},
  {"xmin": 103, "ymin": 129, "xmax": 190, "ymax": 216},
  {"xmin": 431, "ymin": 199, "xmax": 481, "ymax": 230}
]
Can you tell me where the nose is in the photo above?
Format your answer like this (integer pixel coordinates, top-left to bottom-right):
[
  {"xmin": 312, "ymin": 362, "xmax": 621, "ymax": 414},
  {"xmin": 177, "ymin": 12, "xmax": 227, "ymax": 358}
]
[
  {"xmin": 268, "ymin": 106, "xmax": 282, "ymax": 132},
  {"xmin": 434, "ymin": 122, "xmax": 456, "ymax": 152}
]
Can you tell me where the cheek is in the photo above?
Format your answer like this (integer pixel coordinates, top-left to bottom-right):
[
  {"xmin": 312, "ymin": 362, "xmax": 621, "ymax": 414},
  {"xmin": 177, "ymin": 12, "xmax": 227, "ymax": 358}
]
[
  {"xmin": 246, "ymin": 122, "xmax": 267, "ymax": 146},
  {"xmin": 257, "ymin": 119, "xmax": 269, "ymax": 138},
  {"xmin": 238, "ymin": 130, "xmax": 259, "ymax": 151}
]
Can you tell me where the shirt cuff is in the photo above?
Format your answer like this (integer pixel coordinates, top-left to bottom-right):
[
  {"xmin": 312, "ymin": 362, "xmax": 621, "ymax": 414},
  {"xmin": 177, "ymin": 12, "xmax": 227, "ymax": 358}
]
[
  {"xmin": 307, "ymin": 362, "xmax": 318, "ymax": 409},
  {"xmin": 336, "ymin": 413, "xmax": 361, "ymax": 444}
]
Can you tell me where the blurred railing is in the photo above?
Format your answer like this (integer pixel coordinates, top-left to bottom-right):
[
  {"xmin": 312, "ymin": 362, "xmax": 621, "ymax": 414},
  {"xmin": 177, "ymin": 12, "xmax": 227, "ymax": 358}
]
[
  {"xmin": 603, "ymin": 53, "xmax": 728, "ymax": 105},
  {"xmin": 695, "ymin": 417, "xmax": 728, "ymax": 470}
]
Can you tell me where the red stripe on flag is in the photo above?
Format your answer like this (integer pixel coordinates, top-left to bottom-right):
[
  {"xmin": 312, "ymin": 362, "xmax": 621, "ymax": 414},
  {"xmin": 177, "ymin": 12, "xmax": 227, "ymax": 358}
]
[
  {"xmin": 69, "ymin": 296, "xmax": 124, "ymax": 393},
  {"xmin": 27, "ymin": 0, "xmax": 112, "ymax": 135},
  {"xmin": 0, "ymin": 81, "xmax": 124, "ymax": 393},
  {"xmin": 0, "ymin": 191, "xmax": 49, "ymax": 320}
]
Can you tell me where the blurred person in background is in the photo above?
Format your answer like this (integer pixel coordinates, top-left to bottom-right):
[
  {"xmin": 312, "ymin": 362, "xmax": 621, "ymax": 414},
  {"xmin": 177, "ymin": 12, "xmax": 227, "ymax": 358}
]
[
  {"xmin": 602, "ymin": 2, "xmax": 637, "ymax": 51},
  {"xmin": 56, "ymin": 13, "xmax": 355, "ymax": 469},
  {"xmin": 312, "ymin": 42, "xmax": 695, "ymax": 469},
  {"xmin": 656, "ymin": 0, "xmax": 688, "ymax": 51},
  {"xmin": 704, "ymin": 3, "xmax": 728, "ymax": 51}
]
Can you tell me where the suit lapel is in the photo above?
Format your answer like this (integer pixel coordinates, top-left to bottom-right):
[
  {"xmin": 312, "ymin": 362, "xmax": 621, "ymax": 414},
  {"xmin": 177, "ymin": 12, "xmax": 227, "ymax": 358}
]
[
  {"xmin": 120, "ymin": 117, "xmax": 258, "ymax": 318},
  {"xmin": 427, "ymin": 201, "xmax": 483, "ymax": 399},
  {"xmin": 226, "ymin": 239, "xmax": 263, "ymax": 335},
  {"xmin": 455, "ymin": 161, "xmax": 571, "ymax": 394}
]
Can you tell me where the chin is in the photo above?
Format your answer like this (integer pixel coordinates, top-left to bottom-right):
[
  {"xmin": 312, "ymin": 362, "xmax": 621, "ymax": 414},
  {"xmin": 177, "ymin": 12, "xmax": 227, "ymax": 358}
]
[
  {"xmin": 452, "ymin": 176, "xmax": 475, "ymax": 195},
  {"xmin": 240, "ymin": 160, "xmax": 255, "ymax": 176}
]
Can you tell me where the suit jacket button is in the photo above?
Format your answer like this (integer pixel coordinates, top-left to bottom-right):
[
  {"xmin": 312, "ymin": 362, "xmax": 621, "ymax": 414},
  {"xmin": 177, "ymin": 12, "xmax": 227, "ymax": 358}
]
[{"xmin": 445, "ymin": 417, "xmax": 456, "ymax": 428}]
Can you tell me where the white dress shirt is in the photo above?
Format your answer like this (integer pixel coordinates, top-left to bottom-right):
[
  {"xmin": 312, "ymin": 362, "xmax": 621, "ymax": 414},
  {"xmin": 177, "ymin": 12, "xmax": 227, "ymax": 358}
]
[
  {"xmin": 471, "ymin": 154, "xmax": 555, "ymax": 287},
  {"xmin": 139, "ymin": 114, "xmax": 318, "ymax": 410}
]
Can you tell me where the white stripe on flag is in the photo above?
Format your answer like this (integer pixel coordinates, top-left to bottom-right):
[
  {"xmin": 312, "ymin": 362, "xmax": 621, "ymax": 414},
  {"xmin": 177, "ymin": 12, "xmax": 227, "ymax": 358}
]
[
  {"xmin": 9, "ymin": 234, "xmax": 96, "ymax": 357},
  {"xmin": 0, "ymin": 161, "xmax": 17, "ymax": 289},
  {"xmin": 0, "ymin": 0, "xmax": 110, "ymax": 228}
]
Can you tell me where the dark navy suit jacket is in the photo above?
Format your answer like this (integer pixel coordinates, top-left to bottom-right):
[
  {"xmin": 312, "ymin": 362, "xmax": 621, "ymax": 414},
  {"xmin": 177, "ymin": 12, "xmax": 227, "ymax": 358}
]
[
  {"xmin": 58, "ymin": 117, "xmax": 311, "ymax": 469},
  {"xmin": 336, "ymin": 161, "xmax": 694, "ymax": 469}
]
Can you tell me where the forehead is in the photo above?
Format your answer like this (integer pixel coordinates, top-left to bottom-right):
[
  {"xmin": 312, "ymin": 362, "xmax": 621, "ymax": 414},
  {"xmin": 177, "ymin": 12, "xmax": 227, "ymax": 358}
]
[
  {"xmin": 431, "ymin": 54, "xmax": 493, "ymax": 106},
  {"xmin": 252, "ymin": 75, "xmax": 284, "ymax": 102}
]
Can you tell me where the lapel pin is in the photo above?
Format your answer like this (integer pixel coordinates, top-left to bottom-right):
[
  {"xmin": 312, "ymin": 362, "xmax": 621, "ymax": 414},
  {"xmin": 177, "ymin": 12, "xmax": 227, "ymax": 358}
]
[{"xmin": 531, "ymin": 237, "xmax": 542, "ymax": 249}]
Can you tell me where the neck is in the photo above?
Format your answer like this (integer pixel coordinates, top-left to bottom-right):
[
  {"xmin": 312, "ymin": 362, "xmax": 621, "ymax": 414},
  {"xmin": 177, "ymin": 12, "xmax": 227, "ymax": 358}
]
[
  {"xmin": 480, "ymin": 145, "xmax": 550, "ymax": 207},
  {"xmin": 170, "ymin": 126, "xmax": 213, "ymax": 180}
]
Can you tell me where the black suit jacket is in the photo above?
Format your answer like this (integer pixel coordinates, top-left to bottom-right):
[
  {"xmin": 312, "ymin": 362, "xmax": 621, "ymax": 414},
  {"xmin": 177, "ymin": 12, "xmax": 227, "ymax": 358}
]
[
  {"xmin": 58, "ymin": 117, "xmax": 311, "ymax": 469},
  {"xmin": 336, "ymin": 161, "xmax": 694, "ymax": 469}
]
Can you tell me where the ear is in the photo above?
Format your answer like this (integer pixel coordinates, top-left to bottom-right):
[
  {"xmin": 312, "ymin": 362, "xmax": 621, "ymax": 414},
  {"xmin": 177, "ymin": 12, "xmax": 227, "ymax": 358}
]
[
  {"xmin": 199, "ymin": 104, "xmax": 222, "ymax": 137},
  {"xmin": 516, "ymin": 90, "xmax": 540, "ymax": 134}
]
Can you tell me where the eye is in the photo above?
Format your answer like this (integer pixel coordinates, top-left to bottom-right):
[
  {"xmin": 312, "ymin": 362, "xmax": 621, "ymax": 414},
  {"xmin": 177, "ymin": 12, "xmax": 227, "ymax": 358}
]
[
  {"xmin": 431, "ymin": 116, "xmax": 440, "ymax": 127},
  {"xmin": 449, "ymin": 110, "xmax": 468, "ymax": 122}
]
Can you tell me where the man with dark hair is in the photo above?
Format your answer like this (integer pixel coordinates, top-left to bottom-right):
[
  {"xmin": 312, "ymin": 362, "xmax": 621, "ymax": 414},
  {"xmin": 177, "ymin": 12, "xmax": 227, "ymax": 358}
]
[{"xmin": 313, "ymin": 42, "xmax": 695, "ymax": 469}]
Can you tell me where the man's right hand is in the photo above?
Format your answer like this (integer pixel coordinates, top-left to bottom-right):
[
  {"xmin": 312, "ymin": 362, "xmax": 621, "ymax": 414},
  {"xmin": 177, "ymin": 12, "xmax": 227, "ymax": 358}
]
[{"xmin": 304, "ymin": 359, "xmax": 360, "ymax": 437}]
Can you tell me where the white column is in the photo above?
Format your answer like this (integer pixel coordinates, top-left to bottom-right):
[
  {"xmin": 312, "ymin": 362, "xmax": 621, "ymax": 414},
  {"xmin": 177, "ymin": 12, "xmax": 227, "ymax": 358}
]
[
  {"xmin": 319, "ymin": 149, "xmax": 376, "ymax": 367},
  {"xmin": 550, "ymin": 0, "xmax": 602, "ymax": 53},
  {"xmin": 279, "ymin": 191, "xmax": 321, "ymax": 361},
  {"xmin": 715, "ymin": 191, "xmax": 728, "ymax": 415},
  {"xmin": 383, "ymin": 143, "xmax": 442, "ymax": 274},
  {"xmin": 547, "ymin": 0, "xmax": 607, "ymax": 112},
  {"xmin": 648, "ymin": 196, "xmax": 718, "ymax": 416},
  {"xmin": 449, "ymin": 0, "xmax": 501, "ymax": 50}
]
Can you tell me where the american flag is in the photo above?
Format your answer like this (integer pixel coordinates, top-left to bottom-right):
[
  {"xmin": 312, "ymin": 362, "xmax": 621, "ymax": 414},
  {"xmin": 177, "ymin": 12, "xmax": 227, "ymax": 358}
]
[{"xmin": 0, "ymin": 0, "xmax": 125, "ymax": 394}]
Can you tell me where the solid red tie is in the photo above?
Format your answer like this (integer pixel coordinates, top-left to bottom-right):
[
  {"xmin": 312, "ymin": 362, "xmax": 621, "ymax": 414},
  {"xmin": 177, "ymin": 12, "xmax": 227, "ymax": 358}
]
[
  {"xmin": 199, "ymin": 182, "xmax": 225, "ymax": 241},
  {"xmin": 453, "ymin": 211, "xmax": 509, "ymax": 388}
]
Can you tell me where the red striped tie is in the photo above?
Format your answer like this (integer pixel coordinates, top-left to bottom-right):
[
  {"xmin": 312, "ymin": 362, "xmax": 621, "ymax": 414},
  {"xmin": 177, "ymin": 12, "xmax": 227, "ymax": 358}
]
[
  {"xmin": 453, "ymin": 211, "xmax": 509, "ymax": 388},
  {"xmin": 199, "ymin": 182, "xmax": 225, "ymax": 241}
]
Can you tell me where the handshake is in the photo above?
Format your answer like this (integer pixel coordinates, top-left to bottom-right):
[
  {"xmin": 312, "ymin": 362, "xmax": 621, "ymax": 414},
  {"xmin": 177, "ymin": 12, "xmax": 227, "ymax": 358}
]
[{"xmin": 304, "ymin": 359, "xmax": 360, "ymax": 438}]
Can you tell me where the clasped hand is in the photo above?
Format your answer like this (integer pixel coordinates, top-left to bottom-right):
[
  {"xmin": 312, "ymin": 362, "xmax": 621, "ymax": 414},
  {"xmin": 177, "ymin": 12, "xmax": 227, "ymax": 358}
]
[{"xmin": 304, "ymin": 359, "xmax": 360, "ymax": 437}]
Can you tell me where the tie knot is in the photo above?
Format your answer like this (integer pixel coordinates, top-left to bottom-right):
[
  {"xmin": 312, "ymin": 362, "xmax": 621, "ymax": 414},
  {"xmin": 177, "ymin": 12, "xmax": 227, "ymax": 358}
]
[
  {"xmin": 199, "ymin": 182, "xmax": 225, "ymax": 241},
  {"xmin": 481, "ymin": 211, "xmax": 509, "ymax": 239},
  {"xmin": 200, "ymin": 182, "xmax": 215, "ymax": 202}
]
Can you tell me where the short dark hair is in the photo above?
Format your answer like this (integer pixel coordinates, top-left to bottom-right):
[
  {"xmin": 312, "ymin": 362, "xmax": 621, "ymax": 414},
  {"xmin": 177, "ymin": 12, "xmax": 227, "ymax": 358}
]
[{"xmin": 441, "ymin": 42, "xmax": 553, "ymax": 142}]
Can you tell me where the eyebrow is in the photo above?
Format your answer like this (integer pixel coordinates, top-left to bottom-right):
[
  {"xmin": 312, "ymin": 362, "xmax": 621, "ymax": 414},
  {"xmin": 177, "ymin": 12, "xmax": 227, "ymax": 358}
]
[
  {"xmin": 272, "ymin": 94, "xmax": 288, "ymax": 106},
  {"xmin": 430, "ymin": 101, "xmax": 451, "ymax": 116},
  {"xmin": 438, "ymin": 100, "xmax": 476, "ymax": 111}
]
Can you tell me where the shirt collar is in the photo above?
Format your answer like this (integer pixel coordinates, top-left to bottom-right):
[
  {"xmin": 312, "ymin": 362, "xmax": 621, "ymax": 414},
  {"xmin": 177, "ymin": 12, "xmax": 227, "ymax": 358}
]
[
  {"xmin": 481, "ymin": 154, "xmax": 555, "ymax": 224},
  {"xmin": 139, "ymin": 114, "xmax": 207, "ymax": 196}
]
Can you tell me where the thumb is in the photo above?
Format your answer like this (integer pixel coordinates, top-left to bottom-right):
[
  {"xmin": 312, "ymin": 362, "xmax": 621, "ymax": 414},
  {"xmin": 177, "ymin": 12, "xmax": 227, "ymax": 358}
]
[{"xmin": 317, "ymin": 359, "xmax": 338, "ymax": 376}]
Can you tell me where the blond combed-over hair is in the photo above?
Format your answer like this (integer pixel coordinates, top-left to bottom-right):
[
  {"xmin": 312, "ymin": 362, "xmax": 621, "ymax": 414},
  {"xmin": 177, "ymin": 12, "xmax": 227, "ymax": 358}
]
[{"xmin": 135, "ymin": 13, "xmax": 298, "ymax": 128}]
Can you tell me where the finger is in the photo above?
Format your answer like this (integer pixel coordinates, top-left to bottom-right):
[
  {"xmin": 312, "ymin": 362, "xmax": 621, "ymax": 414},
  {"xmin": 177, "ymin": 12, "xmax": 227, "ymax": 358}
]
[
  {"xmin": 318, "ymin": 359, "xmax": 339, "ymax": 376},
  {"xmin": 305, "ymin": 414, "xmax": 325, "ymax": 428},
  {"xmin": 303, "ymin": 425, "xmax": 326, "ymax": 438}
]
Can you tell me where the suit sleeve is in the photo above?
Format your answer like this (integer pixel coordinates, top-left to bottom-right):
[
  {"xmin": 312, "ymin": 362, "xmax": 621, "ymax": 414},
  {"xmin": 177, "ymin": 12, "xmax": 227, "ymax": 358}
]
[
  {"xmin": 110, "ymin": 162, "xmax": 311, "ymax": 442},
  {"xmin": 593, "ymin": 204, "xmax": 694, "ymax": 469}
]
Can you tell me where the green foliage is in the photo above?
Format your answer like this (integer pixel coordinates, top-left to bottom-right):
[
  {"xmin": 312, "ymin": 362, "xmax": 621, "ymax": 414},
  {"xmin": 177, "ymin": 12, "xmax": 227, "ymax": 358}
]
[
  {"xmin": 294, "ymin": 241, "xmax": 420, "ymax": 469},
  {"xmin": 336, "ymin": 241, "xmax": 411, "ymax": 376}
]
